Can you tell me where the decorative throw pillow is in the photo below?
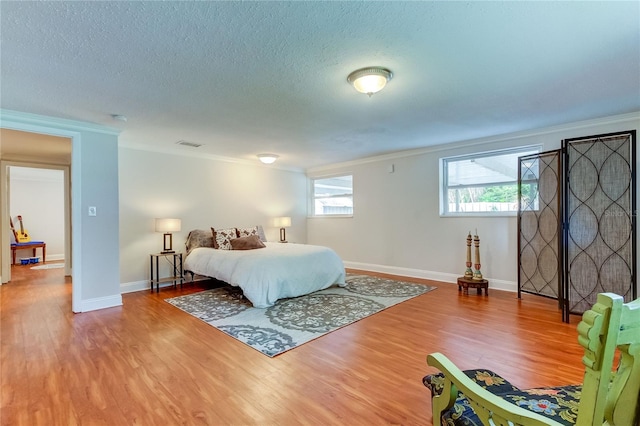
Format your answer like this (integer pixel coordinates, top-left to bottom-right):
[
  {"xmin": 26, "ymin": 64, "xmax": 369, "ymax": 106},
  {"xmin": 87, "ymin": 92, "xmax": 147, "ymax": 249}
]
[
  {"xmin": 185, "ymin": 229, "xmax": 215, "ymax": 255},
  {"xmin": 211, "ymin": 227, "xmax": 238, "ymax": 250},
  {"xmin": 237, "ymin": 226, "xmax": 258, "ymax": 238},
  {"xmin": 230, "ymin": 235, "xmax": 266, "ymax": 250}
]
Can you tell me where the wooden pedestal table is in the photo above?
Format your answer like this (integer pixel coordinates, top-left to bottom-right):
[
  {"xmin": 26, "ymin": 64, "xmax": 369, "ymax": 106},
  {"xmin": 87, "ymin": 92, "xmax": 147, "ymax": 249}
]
[{"xmin": 457, "ymin": 276, "xmax": 489, "ymax": 296}]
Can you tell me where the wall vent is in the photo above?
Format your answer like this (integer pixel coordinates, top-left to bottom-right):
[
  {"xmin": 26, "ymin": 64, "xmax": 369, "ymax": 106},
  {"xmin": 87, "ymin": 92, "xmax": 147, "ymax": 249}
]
[{"xmin": 176, "ymin": 140, "xmax": 202, "ymax": 148}]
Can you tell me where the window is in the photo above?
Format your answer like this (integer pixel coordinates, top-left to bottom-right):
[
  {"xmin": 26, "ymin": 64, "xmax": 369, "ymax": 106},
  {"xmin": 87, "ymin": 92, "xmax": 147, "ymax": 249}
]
[
  {"xmin": 312, "ymin": 175, "xmax": 353, "ymax": 216},
  {"xmin": 441, "ymin": 146, "xmax": 540, "ymax": 215},
  {"xmin": 519, "ymin": 153, "xmax": 543, "ymax": 212}
]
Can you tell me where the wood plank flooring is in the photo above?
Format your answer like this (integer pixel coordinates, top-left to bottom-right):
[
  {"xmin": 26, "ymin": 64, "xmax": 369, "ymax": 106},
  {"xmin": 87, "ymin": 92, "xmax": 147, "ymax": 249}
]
[{"xmin": 1, "ymin": 265, "xmax": 584, "ymax": 425}]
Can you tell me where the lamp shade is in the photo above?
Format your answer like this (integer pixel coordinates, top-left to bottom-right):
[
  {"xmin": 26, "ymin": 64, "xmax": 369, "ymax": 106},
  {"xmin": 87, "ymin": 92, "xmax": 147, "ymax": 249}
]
[
  {"xmin": 273, "ymin": 217, "xmax": 291, "ymax": 228},
  {"xmin": 155, "ymin": 218, "xmax": 181, "ymax": 233}
]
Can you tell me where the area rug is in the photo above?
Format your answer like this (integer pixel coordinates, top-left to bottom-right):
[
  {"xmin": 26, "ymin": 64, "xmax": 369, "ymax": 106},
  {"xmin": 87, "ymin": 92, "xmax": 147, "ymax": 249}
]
[
  {"xmin": 30, "ymin": 263, "xmax": 64, "ymax": 270},
  {"xmin": 165, "ymin": 275, "xmax": 436, "ymax": 357}
]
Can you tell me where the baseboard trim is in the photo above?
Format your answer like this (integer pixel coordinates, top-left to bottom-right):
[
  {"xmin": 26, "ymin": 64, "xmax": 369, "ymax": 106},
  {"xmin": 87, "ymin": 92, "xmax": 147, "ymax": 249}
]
[
  {"xmin": 120, "ymin": 280, "xmax": 151, "ymax": 294},
  {"xmin": 343, "ymin": 261, "xmax": 517, "ymax": 292},
  {"xmin": 119, "ymin": 265, "xmax": 518, "ymax": 294},
  {"xmin": 120, "ymin": 277, "xmax": 201, "ymax": 294},
  {"xmin": 80, "ymin": 294, "xmax": 122, "ymax": 312}
]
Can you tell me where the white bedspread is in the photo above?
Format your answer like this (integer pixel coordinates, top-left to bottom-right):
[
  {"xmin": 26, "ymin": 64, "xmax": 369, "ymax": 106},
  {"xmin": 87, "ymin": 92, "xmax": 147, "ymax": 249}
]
[{"xmin": 184, "ymin": 242, "xmax": 346, "ymax": 308}]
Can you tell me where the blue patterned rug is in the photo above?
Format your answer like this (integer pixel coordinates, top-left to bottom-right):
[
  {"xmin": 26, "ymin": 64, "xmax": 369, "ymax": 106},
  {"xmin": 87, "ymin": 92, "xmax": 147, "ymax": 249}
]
[{"xmin": 165, "ymin": 274, "xmax": 436, "ymax": 357}]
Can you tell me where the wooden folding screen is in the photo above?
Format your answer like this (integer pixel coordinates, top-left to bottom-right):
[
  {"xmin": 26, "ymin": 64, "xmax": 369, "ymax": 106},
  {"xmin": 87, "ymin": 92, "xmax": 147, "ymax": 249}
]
[{"xmin": 518, "ymin": 131, "xmax": 637, "ymax": 322}]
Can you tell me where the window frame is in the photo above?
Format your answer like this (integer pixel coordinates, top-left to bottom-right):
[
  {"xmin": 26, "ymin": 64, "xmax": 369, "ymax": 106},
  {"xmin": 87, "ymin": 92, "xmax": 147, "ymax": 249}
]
[
  {"xmin": 439, "ymin": 145, "xmax": 541, "ymax": 217},
  {"xmin": 309, "ymin": 174, "xmax": 353, "ymax": 218}
]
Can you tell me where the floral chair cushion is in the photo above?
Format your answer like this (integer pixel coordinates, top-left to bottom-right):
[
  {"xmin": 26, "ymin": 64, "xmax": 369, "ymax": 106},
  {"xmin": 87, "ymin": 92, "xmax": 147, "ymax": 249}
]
[{"xmin": 423, "ymin": 370, "xmax": 581, "ymax": 426}]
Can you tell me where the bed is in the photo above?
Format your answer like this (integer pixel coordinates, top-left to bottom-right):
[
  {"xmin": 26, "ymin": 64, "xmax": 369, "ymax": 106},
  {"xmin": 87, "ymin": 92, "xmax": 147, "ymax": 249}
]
[{"xmin": 184, "ymin": 227, "xmax": 346, "ymax": 308}]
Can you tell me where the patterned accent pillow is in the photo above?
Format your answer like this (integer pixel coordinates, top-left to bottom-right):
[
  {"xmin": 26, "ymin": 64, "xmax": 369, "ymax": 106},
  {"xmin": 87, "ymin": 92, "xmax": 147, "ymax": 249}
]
[
  {"xmin": 211, "ymin": 227, "xmax": 238, "ymax": 250},
  {"xmin": 237, "ymin": 226, "xmax": 258, "ymax": 238},
  {"xmin": 185, "ymin": 229, "xmax": 215, "ymax": 255}
]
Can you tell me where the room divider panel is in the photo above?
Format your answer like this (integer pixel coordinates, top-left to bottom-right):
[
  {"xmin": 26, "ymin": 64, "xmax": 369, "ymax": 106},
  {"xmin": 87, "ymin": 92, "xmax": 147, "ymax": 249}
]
[
  {"xmin": 517, "ymin": 150, "xmax": 562, "ymax": 303},
  {"xmin": 518, "ymin": 131, "xmax": 637, "ymax": 322},
  {"xmin": 563, "ymin": 131, "xmax": 636, "ymax": 321}
]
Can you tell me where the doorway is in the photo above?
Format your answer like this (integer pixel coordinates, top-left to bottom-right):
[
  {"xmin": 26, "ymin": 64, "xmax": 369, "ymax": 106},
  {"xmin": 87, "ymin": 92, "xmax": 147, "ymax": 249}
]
[
  {"xmin": 0, "ymin": 129, "xmax": 72, "ymax": 285},
  {"xmin": 8, "ymin": 166, "xmax": 67, "ymax": 274}
]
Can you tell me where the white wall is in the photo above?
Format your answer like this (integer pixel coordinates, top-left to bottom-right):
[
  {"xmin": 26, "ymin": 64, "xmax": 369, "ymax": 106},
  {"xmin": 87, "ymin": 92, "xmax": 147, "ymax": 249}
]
[
  {"xmin": 118, "ymin": 147, "xmax": 307, "ymax": 292},
  {"xmin": 5, "ymin": 110, "xmax": 636, "ymax": 308},
  {"xmin": 9, "ymin": 167, "xmax": 65, "ymax": 260},
  {"xmin": 307, "ymin": 113, "xmax": 640, "ymax": 292},
  {"xmin": 78, "ymin": 129, "xmax": 121, "ymax": 305}
]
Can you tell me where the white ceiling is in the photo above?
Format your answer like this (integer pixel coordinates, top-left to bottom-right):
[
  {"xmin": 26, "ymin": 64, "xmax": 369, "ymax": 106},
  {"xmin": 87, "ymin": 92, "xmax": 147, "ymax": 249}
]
[{"xmin": 1, "ymin": 1, "xmax": 638, "ymax": 171}]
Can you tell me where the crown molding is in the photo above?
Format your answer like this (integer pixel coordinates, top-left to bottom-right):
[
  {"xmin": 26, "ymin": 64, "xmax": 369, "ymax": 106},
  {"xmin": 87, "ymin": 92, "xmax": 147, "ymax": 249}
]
[{"xmin": 0, "ymin": 109, "xmax": 121, "ymax": 136}]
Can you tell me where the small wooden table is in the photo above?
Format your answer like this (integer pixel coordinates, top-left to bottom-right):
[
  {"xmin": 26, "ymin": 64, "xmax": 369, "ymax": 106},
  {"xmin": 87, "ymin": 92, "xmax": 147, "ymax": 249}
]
[
  {"xmin": 149, "ymin": 252, "xmax": 184, "ymax": 292},
  {"xmin": 457, "ymin": 276, "xmax": 489, "ymax": 295},
  {"xmin": 11, "ymin": 241, "xmax": 46, "ymax": 265}
]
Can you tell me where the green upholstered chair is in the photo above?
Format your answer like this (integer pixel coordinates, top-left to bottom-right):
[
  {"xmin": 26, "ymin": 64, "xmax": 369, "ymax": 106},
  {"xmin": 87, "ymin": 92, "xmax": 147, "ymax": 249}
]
[{"xmin": 423, "ymin": 293, "xmax": 640, "ymax": 425}]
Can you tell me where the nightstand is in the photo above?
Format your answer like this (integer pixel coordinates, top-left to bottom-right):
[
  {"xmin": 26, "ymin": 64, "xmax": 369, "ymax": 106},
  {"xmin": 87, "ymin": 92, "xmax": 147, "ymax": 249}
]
[{"xmin": 150, "ymin": 252, "xmax": 184, "ymax": 292}]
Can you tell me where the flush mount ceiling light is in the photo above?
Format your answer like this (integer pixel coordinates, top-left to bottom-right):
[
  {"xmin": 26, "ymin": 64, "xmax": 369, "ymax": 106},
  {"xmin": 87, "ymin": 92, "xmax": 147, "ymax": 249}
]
[
  {"xmin": 347, "ymin": 67, "xmax": 393, "ymax": 97},
  {"xmin": 258, "ymin": 154, "xmax": 279, "ymax": 164}
]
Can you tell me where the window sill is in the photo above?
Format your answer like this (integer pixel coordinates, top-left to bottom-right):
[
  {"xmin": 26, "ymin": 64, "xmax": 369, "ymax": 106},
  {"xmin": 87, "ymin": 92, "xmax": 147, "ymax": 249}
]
[{"xmin": 440, "ymin": 211, "xmax": 517, "ymax": 218}]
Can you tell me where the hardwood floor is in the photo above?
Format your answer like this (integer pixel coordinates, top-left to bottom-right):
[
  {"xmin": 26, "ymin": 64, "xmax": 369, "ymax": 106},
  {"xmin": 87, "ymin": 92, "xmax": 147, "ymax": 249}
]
[{"xmin": 1, "ymin": 265, "xmax": 584, "ymax": 425}]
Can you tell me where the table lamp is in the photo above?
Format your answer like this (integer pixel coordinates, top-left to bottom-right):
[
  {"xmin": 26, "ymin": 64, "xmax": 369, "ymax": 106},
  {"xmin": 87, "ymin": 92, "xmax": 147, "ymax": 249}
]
[
  {"xmin": 273, "ymin": 217, "xmax": 291, "ymax": 243},
  {"xmin": 155, "ymin": 218, "xmax": 181, "ymax": 253}
]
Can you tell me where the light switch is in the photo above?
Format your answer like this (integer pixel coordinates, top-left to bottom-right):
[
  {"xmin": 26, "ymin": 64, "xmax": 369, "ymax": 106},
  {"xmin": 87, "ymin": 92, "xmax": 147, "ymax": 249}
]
[{"xmin": 88, "ymin": 206, "xmax": 97, "ymax": 216}]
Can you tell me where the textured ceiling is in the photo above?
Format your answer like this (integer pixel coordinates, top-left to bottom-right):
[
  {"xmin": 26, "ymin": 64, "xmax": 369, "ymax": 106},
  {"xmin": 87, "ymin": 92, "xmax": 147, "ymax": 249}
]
[{"xmin": 1, "ymin": 1, "xmax": 639, "ymax": 170}]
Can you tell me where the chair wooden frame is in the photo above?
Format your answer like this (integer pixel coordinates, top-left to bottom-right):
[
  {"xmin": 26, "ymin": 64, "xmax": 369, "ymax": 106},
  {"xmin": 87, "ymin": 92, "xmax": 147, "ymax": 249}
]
[{"xmin": 427, "ymin": 293, "xmax": 640, "ymax": 426}]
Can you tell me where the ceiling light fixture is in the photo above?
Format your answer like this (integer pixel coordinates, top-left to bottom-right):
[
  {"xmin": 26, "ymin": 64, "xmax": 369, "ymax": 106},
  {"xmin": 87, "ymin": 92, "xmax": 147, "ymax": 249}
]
[
  {"xmin": 347, "ymin": 67, "xmax": 393, "ymax": 97},
  {"xmin": 258, "ymin": 154, "xmax": 279, "ymax": 164}
]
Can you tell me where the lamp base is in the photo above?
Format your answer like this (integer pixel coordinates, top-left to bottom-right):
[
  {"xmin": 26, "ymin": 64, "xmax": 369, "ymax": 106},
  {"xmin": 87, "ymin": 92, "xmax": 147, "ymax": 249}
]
[
  {"xmin": 279, "ymin": 227, "xmax": 288, "ymax": 243},
  {"xmin": 162, "ymin": 233, "xmax": 174, "ymax": 253}
]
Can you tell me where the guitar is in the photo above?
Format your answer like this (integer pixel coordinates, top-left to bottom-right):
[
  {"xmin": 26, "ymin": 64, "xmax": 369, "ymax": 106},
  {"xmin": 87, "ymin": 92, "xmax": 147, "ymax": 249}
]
[{"xmin": 15, "ymin": 215, "xmax": 30, "ymax": 243}]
